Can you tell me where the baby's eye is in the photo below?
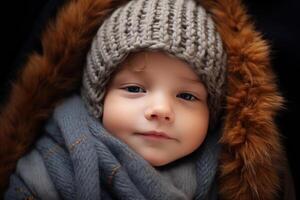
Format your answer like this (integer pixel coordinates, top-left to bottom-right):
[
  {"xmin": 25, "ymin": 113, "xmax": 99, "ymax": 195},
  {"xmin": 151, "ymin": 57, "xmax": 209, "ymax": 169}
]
[
  {"xmin": 177, "ymin": 93, "xmax": 198, "ymax": 101},
  {"xmin": 123, "ymin": 86, "xmax": 146, "ymax": 93}
]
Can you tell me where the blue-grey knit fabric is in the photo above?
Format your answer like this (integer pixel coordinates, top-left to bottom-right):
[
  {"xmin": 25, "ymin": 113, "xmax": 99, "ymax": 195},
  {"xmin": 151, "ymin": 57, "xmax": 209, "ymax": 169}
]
[{"xmin": 5, "ymin": 95, "xmax": 220, "ymax": 199}]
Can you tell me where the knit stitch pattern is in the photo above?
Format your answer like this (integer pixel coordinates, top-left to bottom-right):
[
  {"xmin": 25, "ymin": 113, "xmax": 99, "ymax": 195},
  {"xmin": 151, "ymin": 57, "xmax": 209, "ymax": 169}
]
[
  {"xmin": 81, "ymin": 0, "xmax": 227, "ymax": 123},
  {"xmin": 5, "ymin": 95, "xmax": 220, "ymax": 199}
]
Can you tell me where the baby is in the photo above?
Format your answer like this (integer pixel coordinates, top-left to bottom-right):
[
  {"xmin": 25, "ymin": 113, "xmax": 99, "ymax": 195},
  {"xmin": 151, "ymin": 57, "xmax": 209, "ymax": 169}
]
[
  {"xmin": 5, "ymin": 0, "xmax": 226, "ymax": 199},
  {"xmin": 102, "ymin": 51, "xmax": 211, "ymax": 166}
]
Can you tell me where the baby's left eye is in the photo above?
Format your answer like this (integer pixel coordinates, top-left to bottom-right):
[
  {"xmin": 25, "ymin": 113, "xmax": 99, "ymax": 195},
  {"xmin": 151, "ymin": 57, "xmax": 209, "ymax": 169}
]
[
  {"xmin": 177, "ymin": 93, "xmax": 198, "ymax": 101},
  {"xmin": 122, "ymin": 86, "xmax": 146, "ymax": 93}
]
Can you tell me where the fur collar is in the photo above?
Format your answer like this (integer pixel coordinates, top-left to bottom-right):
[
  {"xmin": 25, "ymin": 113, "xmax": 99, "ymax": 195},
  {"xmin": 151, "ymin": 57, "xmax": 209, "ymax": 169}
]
[{"xmin": 0, "ymin": 0, "xmax": 285, "ymax": 199}]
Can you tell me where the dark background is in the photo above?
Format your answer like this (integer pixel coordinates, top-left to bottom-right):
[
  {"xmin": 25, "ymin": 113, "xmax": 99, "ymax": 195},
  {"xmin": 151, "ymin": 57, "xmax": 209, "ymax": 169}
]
[{"xmin": 1, "ymin": 0, "xmax": 299, "ymax": 196}]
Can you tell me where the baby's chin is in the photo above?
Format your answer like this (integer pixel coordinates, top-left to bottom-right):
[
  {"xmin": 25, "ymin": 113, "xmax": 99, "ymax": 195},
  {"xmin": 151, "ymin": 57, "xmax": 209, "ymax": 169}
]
[
  {"xmin": 148, "ymin": 158, "xmax": 173, "ymax": 167},
  {"xmin": 135, "ymin": 145, "xmax": 197, "ymax": 167},
  {"xmin": 141, "ymin": 152, "xmax": 180, "ymax": 167}
]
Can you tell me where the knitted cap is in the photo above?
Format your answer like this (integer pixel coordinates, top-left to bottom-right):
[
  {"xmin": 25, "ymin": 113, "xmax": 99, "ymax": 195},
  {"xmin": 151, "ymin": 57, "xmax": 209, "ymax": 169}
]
[{"xmin": 81, "ymin": 0, "xmax": 227, "ymax": 125}]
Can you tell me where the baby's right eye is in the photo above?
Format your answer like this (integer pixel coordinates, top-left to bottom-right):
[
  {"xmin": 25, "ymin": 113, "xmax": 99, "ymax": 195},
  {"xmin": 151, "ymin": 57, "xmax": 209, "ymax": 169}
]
[{"xmin": 122, "ymin": 86, "xmax": 146, "ymax": 93}]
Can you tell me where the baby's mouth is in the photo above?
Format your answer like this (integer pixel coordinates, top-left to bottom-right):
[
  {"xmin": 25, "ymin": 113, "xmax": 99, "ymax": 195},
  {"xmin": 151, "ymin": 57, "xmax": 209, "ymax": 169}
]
[{"xmin": 135, "ymin": 131, "xmax": 177, "ymax": 141}]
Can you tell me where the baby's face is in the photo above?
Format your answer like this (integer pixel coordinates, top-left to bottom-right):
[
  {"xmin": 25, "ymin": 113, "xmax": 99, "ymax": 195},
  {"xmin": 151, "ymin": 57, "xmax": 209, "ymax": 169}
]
[{"xmin": 102, "ymin": 51, "xmax": 209, "ymax": 166}]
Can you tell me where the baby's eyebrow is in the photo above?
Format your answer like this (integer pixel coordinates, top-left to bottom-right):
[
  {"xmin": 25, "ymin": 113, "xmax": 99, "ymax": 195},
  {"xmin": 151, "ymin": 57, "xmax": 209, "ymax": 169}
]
[
  {"xmin": 110, "ymin": 70, "xmax": 144, "ymax": 83},
  {"xmin": 178, "ymin": 76, "xmax": 203, "ymax": 84}
]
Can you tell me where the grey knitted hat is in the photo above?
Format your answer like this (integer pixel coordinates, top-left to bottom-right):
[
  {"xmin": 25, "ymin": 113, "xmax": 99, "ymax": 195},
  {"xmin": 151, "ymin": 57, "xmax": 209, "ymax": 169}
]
[{"xmin": 81, "ymin": 0, "xmax": 227, "ymax": 125}]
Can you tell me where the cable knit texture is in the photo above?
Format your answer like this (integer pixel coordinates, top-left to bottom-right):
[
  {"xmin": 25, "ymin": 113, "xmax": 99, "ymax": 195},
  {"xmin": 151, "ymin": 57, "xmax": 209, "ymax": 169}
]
[
  {"xmin": 5, "ymin": 95, "xmax": 220, "ymax": 199},
  {"xmin": 81, "ymin": 0, "xmax": 227, "ymax": 124}
]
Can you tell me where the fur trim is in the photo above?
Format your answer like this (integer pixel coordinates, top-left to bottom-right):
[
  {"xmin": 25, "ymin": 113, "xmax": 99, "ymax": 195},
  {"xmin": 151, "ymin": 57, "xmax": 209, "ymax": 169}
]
[
  {"xmin": 0, "ymin": 0, "xmax": 286, "ymax": 199},
  {"xmin": 201, "ymin": 0, "xmax": 285, "ymax": 199},
  {"xmin": 0, "ymin": 0, "xmax": 124, "ymax": 194}
]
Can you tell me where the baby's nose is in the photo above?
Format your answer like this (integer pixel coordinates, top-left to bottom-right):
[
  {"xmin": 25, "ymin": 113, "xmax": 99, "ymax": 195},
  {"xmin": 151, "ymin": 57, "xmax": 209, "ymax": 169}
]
[{"xmin": 144, "ymin": 100, "xmax": 174, "ymax": 123}]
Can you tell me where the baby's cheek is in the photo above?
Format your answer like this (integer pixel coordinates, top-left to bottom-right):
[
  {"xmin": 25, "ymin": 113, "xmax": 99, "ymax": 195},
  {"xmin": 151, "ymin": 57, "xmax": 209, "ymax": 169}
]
[
  {"xmin": 102, "ymin": 101, "xmax": 134, "ymax": 137},
  {"xmin": 178, "ymin": 114, "xmax": 209, "ymax": 152}
]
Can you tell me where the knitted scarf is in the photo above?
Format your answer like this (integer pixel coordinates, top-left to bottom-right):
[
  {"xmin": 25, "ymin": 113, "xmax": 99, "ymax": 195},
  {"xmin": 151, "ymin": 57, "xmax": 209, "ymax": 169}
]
[{"xmin": 7, "ymin": 95, "xmax": 220, "ymax": 199}]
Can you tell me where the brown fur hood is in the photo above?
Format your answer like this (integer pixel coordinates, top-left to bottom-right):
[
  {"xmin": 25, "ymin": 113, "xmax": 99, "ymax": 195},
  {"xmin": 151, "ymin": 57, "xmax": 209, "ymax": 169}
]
[{"xmin": 0, "ymin": 0, "xmax": 288, "ymax": 199}]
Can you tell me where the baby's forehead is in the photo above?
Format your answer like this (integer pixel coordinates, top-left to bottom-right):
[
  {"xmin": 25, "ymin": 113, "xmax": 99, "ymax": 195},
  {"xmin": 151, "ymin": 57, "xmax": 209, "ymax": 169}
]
[
  {"xmin": 109, "ymin": 52, "xmax": 208, "ymax": 93},
  {"xmin": 122, "ymin": 52, "xmax": 148, "ymax": 72},
  {"xmin": 117, "ymin": 51, "xmax": 200, "ymax": 79}
]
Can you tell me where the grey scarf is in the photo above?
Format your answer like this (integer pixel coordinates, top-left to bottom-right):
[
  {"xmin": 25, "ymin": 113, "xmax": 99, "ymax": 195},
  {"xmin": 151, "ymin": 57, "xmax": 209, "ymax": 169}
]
[{"xmin": 7, "ymin": 95, "xmax": 220, "ymax": 200}]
